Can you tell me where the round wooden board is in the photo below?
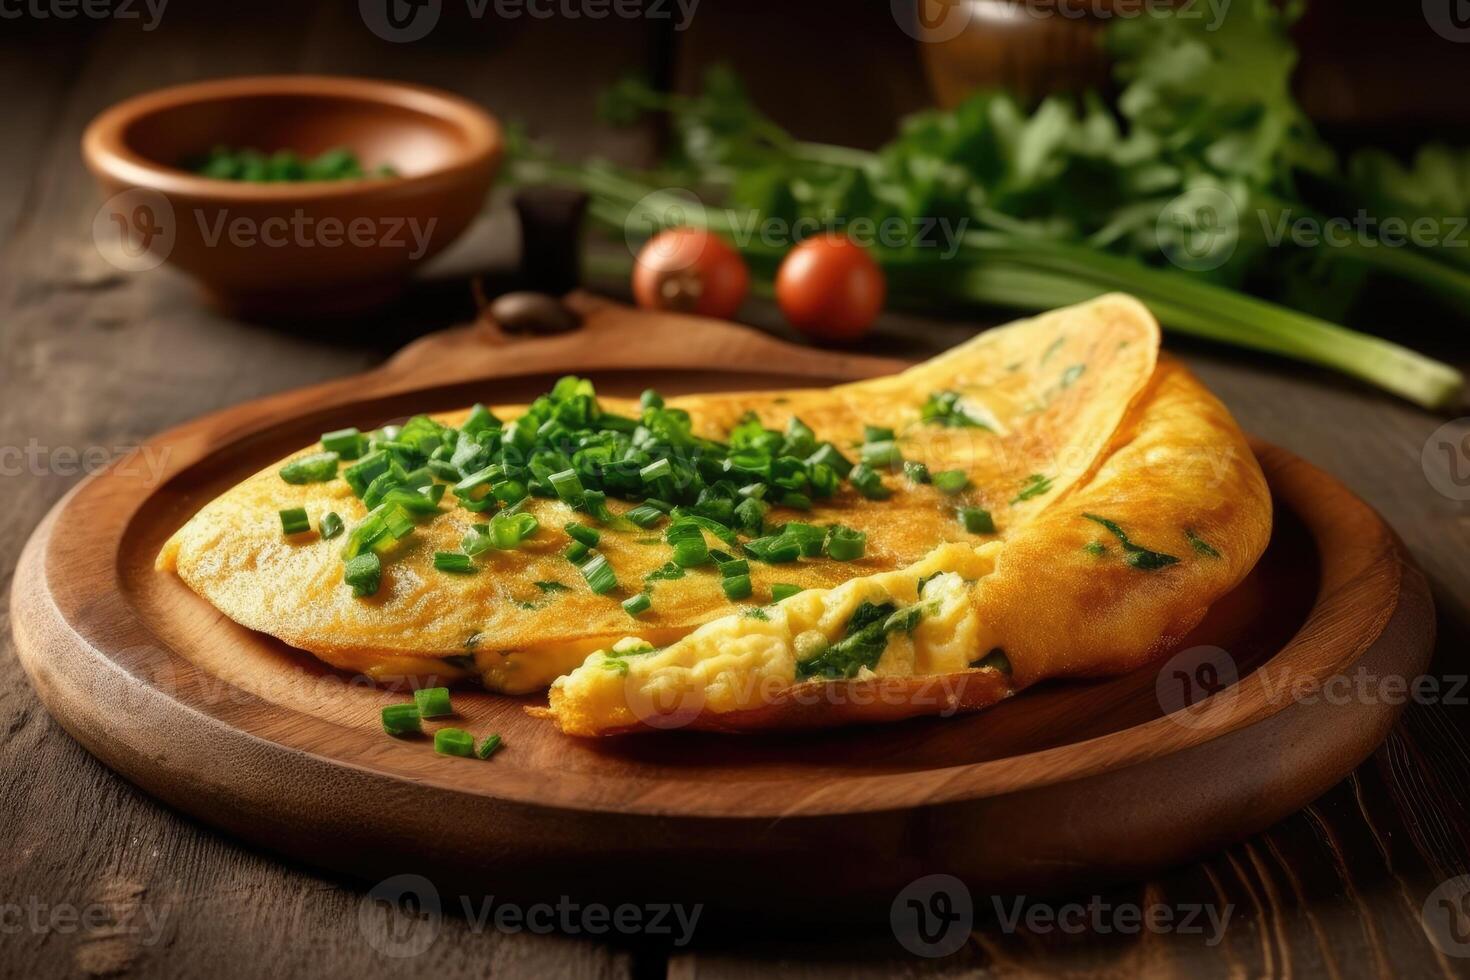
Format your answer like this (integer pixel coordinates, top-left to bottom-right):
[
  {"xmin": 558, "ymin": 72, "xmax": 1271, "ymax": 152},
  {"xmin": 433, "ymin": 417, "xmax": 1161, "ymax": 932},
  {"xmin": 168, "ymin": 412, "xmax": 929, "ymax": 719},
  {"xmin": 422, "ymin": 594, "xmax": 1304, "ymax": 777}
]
[{"xmin": 11, "ymin": 297, "xmax": 1436, "ymax": 923}]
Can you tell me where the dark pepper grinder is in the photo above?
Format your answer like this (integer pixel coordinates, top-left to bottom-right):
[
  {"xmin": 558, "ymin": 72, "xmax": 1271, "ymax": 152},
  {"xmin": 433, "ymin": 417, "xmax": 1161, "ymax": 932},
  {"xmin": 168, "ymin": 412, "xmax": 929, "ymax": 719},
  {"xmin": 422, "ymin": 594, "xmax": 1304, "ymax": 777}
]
[{"xmin": 513, "ymin": 187, "xmax": 589, "ymax": 296}]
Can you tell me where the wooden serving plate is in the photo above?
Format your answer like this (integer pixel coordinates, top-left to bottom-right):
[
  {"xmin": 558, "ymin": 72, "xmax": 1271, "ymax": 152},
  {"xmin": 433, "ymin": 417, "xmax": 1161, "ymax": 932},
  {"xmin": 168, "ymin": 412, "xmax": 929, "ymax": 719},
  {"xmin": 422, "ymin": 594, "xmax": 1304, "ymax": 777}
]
[{"xmin": 11, "ymin": 296, "xmax": 1435, "ymax": 922}]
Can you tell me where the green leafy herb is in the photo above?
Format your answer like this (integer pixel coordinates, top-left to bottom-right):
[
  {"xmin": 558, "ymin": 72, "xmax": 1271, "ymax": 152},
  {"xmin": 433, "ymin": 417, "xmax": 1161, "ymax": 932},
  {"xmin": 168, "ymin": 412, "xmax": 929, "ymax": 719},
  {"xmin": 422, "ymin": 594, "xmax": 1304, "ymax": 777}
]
[
  {"xmin": 1083, "ymin": 514, "xmax": 1180, "ymax": 570},
  {"xmin": 1012, "ymin": 474, "xmax": 1054, "ymax": 503},
  {"xmin": 279, "ymin": 451, "xmax": 339, "ymax": 485},
  {"xmin": 795, "ymin": 600, "xmax": 922, "ymax": 680},
  {"xmin": 1186, "ymin": 528, "xmax": 1221, "ymax": 558},
  {"xmin": 921, "ymin": 391, "xmax": 994, "ymax": 430}
]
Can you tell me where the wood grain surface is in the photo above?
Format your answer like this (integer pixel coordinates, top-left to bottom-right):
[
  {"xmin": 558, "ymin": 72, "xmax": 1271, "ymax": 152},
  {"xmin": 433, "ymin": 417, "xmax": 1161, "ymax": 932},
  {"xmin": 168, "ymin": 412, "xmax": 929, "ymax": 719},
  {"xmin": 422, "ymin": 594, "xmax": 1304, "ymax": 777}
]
[{"xmin": 2, "ymin": 2, "xmax": 1469, "ymax": 977}]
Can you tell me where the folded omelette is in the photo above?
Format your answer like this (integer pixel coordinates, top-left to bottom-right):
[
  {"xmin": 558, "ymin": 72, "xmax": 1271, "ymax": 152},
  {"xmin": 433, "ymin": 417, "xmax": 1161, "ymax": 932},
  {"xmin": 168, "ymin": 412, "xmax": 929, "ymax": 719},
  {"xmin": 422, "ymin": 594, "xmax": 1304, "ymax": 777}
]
[{"xmin": 158, "ymin": 294, "xmax": 1271, "ymax": 735}]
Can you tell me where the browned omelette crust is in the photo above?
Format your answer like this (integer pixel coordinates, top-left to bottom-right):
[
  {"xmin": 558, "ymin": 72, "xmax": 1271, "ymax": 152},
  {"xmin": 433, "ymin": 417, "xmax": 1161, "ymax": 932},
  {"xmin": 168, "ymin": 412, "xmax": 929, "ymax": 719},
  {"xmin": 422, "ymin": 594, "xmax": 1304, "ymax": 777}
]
[{"xmin": 158, "ymin": 295, "xmax": 1162, "ymax": 692}]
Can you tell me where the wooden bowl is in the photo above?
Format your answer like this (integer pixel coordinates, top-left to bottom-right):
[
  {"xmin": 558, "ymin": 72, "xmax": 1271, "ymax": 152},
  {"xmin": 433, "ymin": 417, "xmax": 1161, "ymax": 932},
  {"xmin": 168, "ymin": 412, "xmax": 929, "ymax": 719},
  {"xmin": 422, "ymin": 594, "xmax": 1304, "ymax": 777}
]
[{"xmin": 82, "ymin": 75, "xmax": 502, "ymax": 316}]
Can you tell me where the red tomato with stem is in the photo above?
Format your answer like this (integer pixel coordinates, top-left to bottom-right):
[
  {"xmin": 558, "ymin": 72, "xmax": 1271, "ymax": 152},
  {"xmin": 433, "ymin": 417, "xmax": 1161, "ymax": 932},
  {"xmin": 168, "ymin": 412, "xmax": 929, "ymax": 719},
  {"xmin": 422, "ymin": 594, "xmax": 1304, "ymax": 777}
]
[
  {"xmin": 775, "ymin": 233, "xmax": 886, "ymax": 342},
  {"xmin": 632, "ymin": 227, "xmax": 749, "ymax": 320}
]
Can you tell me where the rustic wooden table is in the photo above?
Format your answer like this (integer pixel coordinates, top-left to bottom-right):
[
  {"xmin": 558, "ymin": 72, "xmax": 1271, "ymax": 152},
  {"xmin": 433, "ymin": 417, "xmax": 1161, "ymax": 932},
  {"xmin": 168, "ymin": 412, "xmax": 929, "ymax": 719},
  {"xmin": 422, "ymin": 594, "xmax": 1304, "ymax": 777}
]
[{"xmin": 4, "ymin": 4, "xmax": 1469, "ymax": 977}]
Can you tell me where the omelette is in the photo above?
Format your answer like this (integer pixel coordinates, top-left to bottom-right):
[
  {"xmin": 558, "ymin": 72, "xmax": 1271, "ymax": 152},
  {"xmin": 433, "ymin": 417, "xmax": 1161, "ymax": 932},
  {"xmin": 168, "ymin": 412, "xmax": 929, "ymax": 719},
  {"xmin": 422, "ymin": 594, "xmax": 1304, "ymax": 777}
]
[{"xmin": 157, "ymin": 294, "xmax": 1271, "ymax": 735}]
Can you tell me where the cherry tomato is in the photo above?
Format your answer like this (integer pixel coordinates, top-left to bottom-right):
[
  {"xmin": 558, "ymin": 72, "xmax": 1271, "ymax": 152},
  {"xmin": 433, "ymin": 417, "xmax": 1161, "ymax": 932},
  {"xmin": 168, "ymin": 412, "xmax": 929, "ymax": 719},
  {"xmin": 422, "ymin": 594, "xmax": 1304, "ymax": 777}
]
[
  {"xmin": 775, "ymin": 234, "xmax": 886, "ymax": 342},
  {"xmin": 632, "ymin": 227, "xmax": 749, "ymax": 320}
]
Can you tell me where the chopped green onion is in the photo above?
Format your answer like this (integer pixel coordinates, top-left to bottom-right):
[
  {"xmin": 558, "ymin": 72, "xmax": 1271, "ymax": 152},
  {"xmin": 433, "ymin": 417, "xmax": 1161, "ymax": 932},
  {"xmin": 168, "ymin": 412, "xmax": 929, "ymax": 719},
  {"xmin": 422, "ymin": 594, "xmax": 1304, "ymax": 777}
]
[
  {"xmin": 744, "ymin": 535, "xmax": 802, "ymax": 564},
  {"xmin": 279, "ymin": 452, "xmax": 340, "ymax": 485},
  {"xmin": 721, "ymin": 574, "xmax": 752, "ymax": 600},
  {"xmin": 279, "ymin": 507, "xmax": 311, "ymax": 535},
  {"xmin": 860, "ymin": 440, "xmax": 903, "ymax": 468},
  {"xmin": 863, "ymin": 424, "xmax": 895, "ymax": 443},
  {"xmin": 433, "ymin": 552, "xmax": 474, "ymax": 574},
  {"xmin": 640, "ymin": 389, "xmax": 664, "ymax": 409},
  {"xmin": 666, "ymin": 522, "xmax": 710, "ymax": 567},
  {"xmin": 564, "ymin": 541, "xmax": 590, "ymax": 562},
  {"xmin": 548, "ymin": 468, "xmax": 586, "ymax": 506},
  {"xmin": 624, "ymin": 504, "xmax": 665, "ymax": 528},
  {"xmin": 321, "ymin": 427, "xmax": 367, "ymax": 459},
  {"xmin": 476, "ymin": 733, "xmax": 504, "ymax": 759},
  {"xmin": 825, "ymin": 525, "xmax": 867, "ymax": 561},
  {"xmin": 381, "ymin": 703, "xmax": 420, "ymax": 736},
  {"xmin": 344, "ymin": 551, "xmax": 382, "ymax": 597},
  {"xmin": 343, "ymin": 450, "xmax": 390, "ymax": 497},
  {"xmin": 848, "ymin": 463, "xmax": 891, "ymax": 500},
  {"xmin": 579, "ymin": 553, "xmax": 618, "ymax": 594},
  {"xmin": 622, "ymin": 592, "xmax": 652, "ymax": 617},
  {"xmin": 564, "ymin": 522, "xmax": 600, "ymax": 547},
  {"xmin": 414, "ymin": 686, "xmax": 453, "ymax": 717},
  {"xmin": 904, "ymin": 461, "xmax": 931, "ymax": 484},
  {"xmin": 434, "ymin": 728, "xmax": 475, "ymax": 757},
  {"xmin": 734, "ymin": 495, "xmax": 767, "ymax": 532},
  {"xmin": 959, "ymin": 507, "xmax": 995, "ymax": 534},
  {"xmin": 779, "ymin": 523, "xmax": 826, "ymax": 557},
  {"xmin": 771, "ymin": 583, "xmax": 802, "ymax": 602},
  {"xmin": 639, "ymin": 458, "xmax": 673, "ymax": 483},
  {"xmin": 717, "ymin": 557, "xmax": 750, "ymax": 578},
  {"xmin": 807, "ymin": 443, "xmax": 853, "ymax": 477},
  {"xmin": 318, "ymin": 511, "xmax": 344, "ymax": 540},
  {"xmin": 382, "ymin": 506, "xmax": 415, "ymax": 541},
  {"xmin": 933, "ymin": 469, "xmax": 970, "ymax": 495},
  {"xmin": 1013, "ymin": 473, "xmax": 1054, "ymax": 503}
]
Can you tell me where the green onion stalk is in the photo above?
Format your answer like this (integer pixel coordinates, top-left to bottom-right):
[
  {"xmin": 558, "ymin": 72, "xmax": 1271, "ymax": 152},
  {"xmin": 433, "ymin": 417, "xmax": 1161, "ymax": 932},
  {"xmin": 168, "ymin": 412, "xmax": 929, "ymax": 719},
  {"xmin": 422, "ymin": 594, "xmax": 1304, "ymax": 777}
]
[{"xmin": 513, "ymin": 153, "xmax": 1464, "ymax": 411}]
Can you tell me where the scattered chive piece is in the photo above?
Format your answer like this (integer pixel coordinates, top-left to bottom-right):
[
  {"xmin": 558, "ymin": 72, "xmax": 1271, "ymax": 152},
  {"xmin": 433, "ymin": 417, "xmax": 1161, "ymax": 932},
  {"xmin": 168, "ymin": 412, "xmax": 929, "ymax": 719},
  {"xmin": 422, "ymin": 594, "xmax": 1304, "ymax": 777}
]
[
  {"xmin": 625, "ymin": 504, "xmax": 666, "ymax": 528},
  {"xmin": 771, "ymin": 583, "xmax": 802, "ymax": 601},
  {"xmin": 279, "ymin": 451, "xmax": 340, "ymax": 485},
  {"xmin": 548, "ymin": 468, "xmax": 586, "ymax": 506},
  {"xmin": 825, "ymin": 525, "xmax": 867, "ymax": 561},
  {"xmin": 319, "ymin": 511, "xmax": 344, "ymax": 540},
  {"xmin": 434, "ymin": 728, "xmax": 475, "ymax": 757},
  {"xmin": 639, "ymin": 458, "xmax": 673, "ymax": 483},
  {"xmin": 863, "ymin": 424, "xmax": 895, "ymax": 443},
  {"xmin": 622, "ymin": 592, "xmax": 652, "ymax": 617},
  {"xmin": 1083, "ymin": 540, "xmax": 1107, "ymax": 556},
  {"xmin": 580, "ymin": 553, "xmax": 618, "ymax": 594},
  {"xmin": 344, "ymin": 551, "xmax": 382, "ymax": 597},
  {"xmin": 933, "ymin": 469, "xmax": 970, "ymax": 495},
  {"xmin": 904, "ymin": 461, "xmax": 931, "ymax": 484},
  {"xmin": 476, "ymin": 733, "xmax": 504, "ymax": 759},
  {"xmin": 1083, "ymin": 514, "xmax": 1179, "ymax": 570},
  {"xmin": 1186, "ymin": 528, "xmax": 1221, "ymax": 558},
  {"xmin": 414, "ymin": 686, "xmax": 453, "ymax": 718},
  {"xmin": 535, "ymin": 580, "xmax": 570, "ymax": 593},
  {"xmin": 433, "ymin": 552, "xmax": 474, "ymax": 574},
  {"xmin": 1013, "ymin": 473, "xmax": 1054, "ymax": 503},
  {"xmin": 959, "ymin": 507, "xmax": 995, "ymax": 534},
  {"xmin": 780, "ymin": 523, "xmax": 826, "ymax": 557},
  {"xmin": 860, "ymin": 440, "xmax": 904, "ymax": 468},
  {"xmin": 645, "ymin": 561, "xmax": 686, "ymax": 582},
  {"xmin": 564, "ymin": 522, "xmax": 600, "ymax": 547},
  {"xmin": 848, "ymin": 463, "xmax": 890, "ymax": 500},
  {"xmin": 279, "ymin": 507, "xmax": 311, "ymax": 535},
  {"xmin": 381, "ymin": 703, "xmax": 421, "ymax": 737},
  {"xmin": 321, "ymin": 427, "xmax": 367, "ymax": 459},
  {"xmin": 717, "ymin": 557, "xmax": 750, "ymax": 578},
  {"xmin": 721, "ymin": 574, "xmax": 753, "ymax": 600},
  {"xmin": 744, "ymin": 535, "xmax": 802, "ymax": 564},
  {"xmin": 564, "ymin": 541, "xmax": 590, "ymax": 562}
]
